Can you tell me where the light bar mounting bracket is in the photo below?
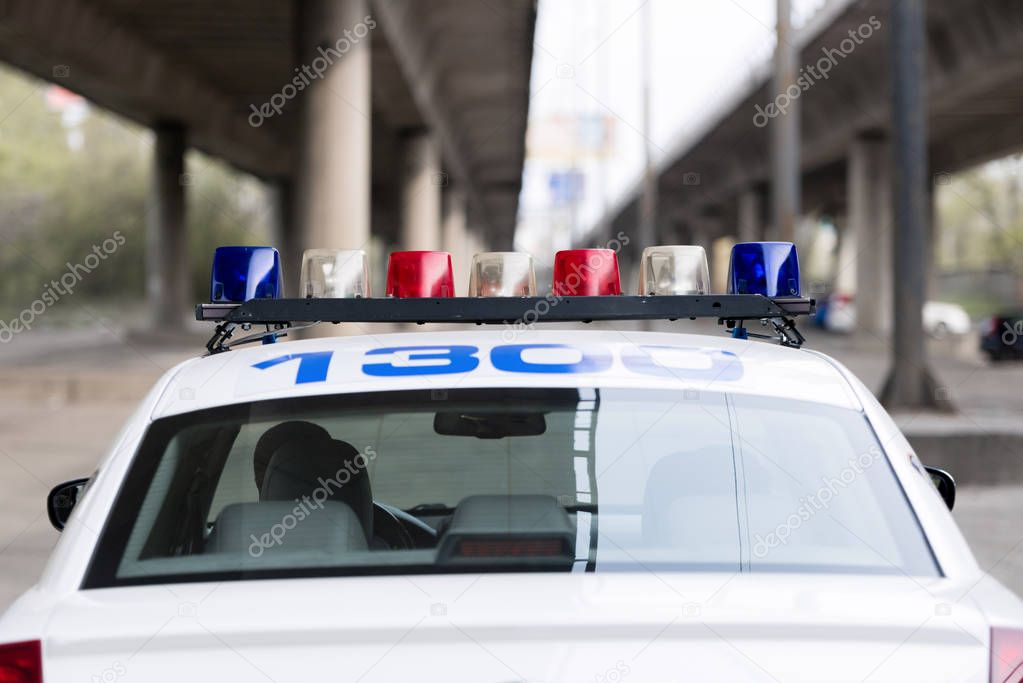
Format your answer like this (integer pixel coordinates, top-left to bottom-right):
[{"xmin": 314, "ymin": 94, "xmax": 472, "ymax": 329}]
[{"xmin": 196, "ymin": 295, "xmax": 815, "ymax": 354}]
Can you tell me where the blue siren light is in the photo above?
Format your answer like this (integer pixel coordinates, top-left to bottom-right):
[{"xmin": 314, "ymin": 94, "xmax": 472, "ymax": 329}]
[
  {"xmin": 727, "ymin": 242, "xmax": 800, "ymax": 297},
  {"xmin": 210, "ymin": 246, "xmax": 283, "ymax": 303}
]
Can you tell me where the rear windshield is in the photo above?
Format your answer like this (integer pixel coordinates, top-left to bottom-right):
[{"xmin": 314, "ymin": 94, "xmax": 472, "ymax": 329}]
[{"xmin": 85, "ymin": 388, "xmax": 938, "ymax": 587}]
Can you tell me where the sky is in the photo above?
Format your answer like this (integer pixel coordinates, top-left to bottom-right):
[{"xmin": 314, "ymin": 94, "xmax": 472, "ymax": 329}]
[{"xmin": 516, "ymin": 0, "xmax": 828, "ymax": 256}]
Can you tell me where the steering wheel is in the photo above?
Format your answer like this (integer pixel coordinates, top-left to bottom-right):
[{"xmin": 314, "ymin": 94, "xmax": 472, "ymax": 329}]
[{"xmin": 372, "ymin": 502, "xmax": 415, "ymax": 549}]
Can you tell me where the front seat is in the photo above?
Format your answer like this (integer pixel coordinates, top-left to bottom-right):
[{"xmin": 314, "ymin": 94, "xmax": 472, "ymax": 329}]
[
  {"xmin": 642, "ymin": 449, "xmax": 740, "ymax": 564},
  {"xmin": 206, "ymin": 501, "xmax": 368, "ymax": 556},
  {"xmin": 251, "ymin": 420, "xmax": 330, "ymax": 493},
  {"xmin": 261, "ymin": 437, "xmax": 374, "ymax": 542}
]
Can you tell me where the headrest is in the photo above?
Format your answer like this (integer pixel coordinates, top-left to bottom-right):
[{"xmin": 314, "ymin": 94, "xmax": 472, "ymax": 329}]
[
  {"xmin": 261, "ymin": 438, "xmax": 374, "ymax": 540},
  {"xmin": 206, "ymin": 501, "xmax": 368, "ymax": 556},
  {"xmin": 642, "ymin": 449, "xmax": 737, "ymax": 546},
  {"xmin": 252, "ymin": 421, "xmax": 331, "ymax": 490}
]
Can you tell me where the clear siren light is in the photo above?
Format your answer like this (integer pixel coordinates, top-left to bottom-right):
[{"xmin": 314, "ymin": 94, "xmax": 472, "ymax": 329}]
[
  {"xmin": 639, "ymin": 245, "xmax": 710, "ymax": 295},
  {"xmin": 727, "ymin": 241, "xmax": 801, "ymax": 297},
  {"xmin": 469, "ymin": 252, "xmax": 537, "ymax": 297},
  {"xmin": 300, "ymin": 249, "xmax": 370, "ymax": 298}
]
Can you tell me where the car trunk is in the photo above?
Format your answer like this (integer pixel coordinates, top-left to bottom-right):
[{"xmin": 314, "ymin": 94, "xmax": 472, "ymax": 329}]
[{"xmin": 42, "ymin": 572, "xmax": 991, "ymax": 682}]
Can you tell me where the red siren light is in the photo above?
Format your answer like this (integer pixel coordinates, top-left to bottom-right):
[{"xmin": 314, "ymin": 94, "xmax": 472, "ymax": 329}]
[
  {"xmin": 385, "ymin": 251, "xmax": 455, "ymax": 298},
  {"xmin": 551, "ymin": 249, "xmax": 621, "ymax": 297}
]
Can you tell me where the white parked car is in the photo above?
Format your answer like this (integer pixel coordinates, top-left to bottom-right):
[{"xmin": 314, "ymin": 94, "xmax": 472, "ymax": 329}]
[
  {"xmin": 824, "ymin": 296, "xmax": 972, "ymax": 338},
  {"xmin": 1, "ymin": 244, "xmax": 1020, "ymax": 683},
  {"xmin": 924, "ymin": 301, "xmax": 973, "ymax": 339}
]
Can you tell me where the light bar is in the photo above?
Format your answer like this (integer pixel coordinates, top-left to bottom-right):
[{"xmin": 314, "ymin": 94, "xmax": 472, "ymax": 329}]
[
  {"xmin": 727, "ymin": 242, "xmax": 800, "ymax": 297},
  {"xmin": 200, "ymin": 296, "xmax": 813, "ymax": 325},
  {"xmin": 639, "ymin": 245, "xmax": 710, "ymax": 295},
  {"xmin": 300, "ymin": 249, "xmax": 370, "ymax": 298},
  {"xmin": 386, "ymin": 250, "xmax": 454, "ymax": 298},
  {"xmin": 197, "ymin": 295, "xmax": 816, "ymax": 352},
  {"xmin": 552, "ymin": 249, "xmax": 621, "ymax": 296},
  {"xmin": 198, "ymin": 244, "xmax": 817, "ymax": 354},
  {"xmin": 210, "ymin": 246, "xmax": 282, "ymax": 303},
  {"xmin": 469, "ymin": 252, "xmax": 536, "ymax": 297}
]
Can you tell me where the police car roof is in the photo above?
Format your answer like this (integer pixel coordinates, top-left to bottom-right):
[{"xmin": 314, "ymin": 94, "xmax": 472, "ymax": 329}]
[{"xmin": 151, "ymin": 330, "xmax": 862, "ymax": 419}]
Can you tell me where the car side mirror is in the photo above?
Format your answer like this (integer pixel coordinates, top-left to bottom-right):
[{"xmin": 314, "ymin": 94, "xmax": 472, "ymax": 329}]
[
  {"xmin": 925, "ymin": 466, "xmax": 955, "ymax": 510},
  {"xmin": 47, "ymin": 478, "xmax": 89, "ymax": 531}
]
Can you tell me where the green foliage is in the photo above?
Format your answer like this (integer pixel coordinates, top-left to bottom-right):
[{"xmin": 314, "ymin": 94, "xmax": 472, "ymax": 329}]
[
  {"xmin": 186, "ymin": 154, "xmax": 274, "ymax": 301},
  {"xmin": 0, "ymin": 65, "xmax": 271, "ymax": 319},
  {"xmin": 936, "ymin": 158, "xmax": 1023, "ymax": 272}
]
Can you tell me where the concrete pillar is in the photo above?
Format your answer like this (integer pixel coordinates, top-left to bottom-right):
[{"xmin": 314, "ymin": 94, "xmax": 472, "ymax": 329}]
[
  {"xmin": 770, "ymin": 0, "xmax": 800, "ymax": 242},
  {"xmin": 464, "ymin": 226, "xmax": 489, "ymax": 290},
  {"xmin": 654, "ymin": 210, "xmax": 677, "ymax": 251},
  {"xmin": 689, "ymin": 215, "xmax": 719, "ymax": 251},
  {"xmin": 400, "ymin": 131, "xmax": 443, "ymax": 251},
  {"xmin": 737, "ymin": 189, "xmax": 763, "ymax": 243},
  {"xmin": 711, "ymin": 236, "xmax": 735, "ymax": 294},
  {"xmin": 684, "ymin": 215, "xmax": 720, "ymax": 291},
  {"xmin": 268, "ymin": 179, "xmax": 296, "ymax": 295},
  {"xmin": 881, "ymin": 0, "xmax": 943, "ymax": 410},
  {"xmin": 442, "ymin": 185, "xmax": 469, "ymax": 296},
  {"xmin": 295, "ymin": 0, "xmax": 371, "ymax": 257},
  {"xmin": 467, "ymin": 229, "xmax": 485, "ymax": 263},
  {"xmin": 146, "ymin": 122, "xmax": 187, "ymax": 328},
  {"xmin": 848, "ymin": 136, "xmax": 893, "ymax": 336},
  {"xmin": 833, "ymin": 216, "xmax": 857, "ymax": 296},
  {"xmin": 637, "ymin": 0, "xmax": 657, "ymax": 258},
  {"xmin": 925, "ymin": 181, "xmax": 937, "ymax": 300}
]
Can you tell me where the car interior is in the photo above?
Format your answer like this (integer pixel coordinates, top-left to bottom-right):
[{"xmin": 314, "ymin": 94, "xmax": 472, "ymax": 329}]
[
  {"xmin": 73, "ymin": 388, "xmax": 945, "ymax": 586},
  {"xmin": 151, "ymin": 415, "xmax": 581, "ymax": 571}
]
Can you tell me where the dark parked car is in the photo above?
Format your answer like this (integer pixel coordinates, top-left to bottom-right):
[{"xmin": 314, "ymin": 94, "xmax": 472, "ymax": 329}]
[{"xmin": 981, "ymin": 311, "xmax": 1023, "ymax": 361}]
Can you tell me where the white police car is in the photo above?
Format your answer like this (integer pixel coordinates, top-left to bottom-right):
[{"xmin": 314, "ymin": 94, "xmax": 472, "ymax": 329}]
[{"xmin": 1, "ymin": 243, "xmax": 1022, "ymax": 683}]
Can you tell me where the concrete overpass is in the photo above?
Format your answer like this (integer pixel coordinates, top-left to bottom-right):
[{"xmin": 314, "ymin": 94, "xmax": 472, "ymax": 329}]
[
  {"xmin": 0, "ymin": 0, "xmax": 536, "ymax": 316},
  {"xmin": 589, "ymin": 0, "xmax": 1023, "ymax": 338}
]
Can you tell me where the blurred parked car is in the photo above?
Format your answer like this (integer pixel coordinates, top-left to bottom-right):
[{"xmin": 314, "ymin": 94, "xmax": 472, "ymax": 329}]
[
  {"xmin": 817, "ymin": 292, "xmax": 856, "ymax": 333},
  {"xmin": 816, "ymin": 295, "xmax": 971, "ymax": 338},
  {"xmin": 980, "ymin": 311, "xmax": 1023, "ymax": 361},
  {"xmin": 922, "ymin": 301, "xmax": 972, "ymax": 339}
]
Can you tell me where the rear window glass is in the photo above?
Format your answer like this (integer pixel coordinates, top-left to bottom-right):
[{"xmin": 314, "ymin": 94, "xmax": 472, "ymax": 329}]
[{"xmin": 85, "ymin": 388, "xmax": 937, "ymax": 587}]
